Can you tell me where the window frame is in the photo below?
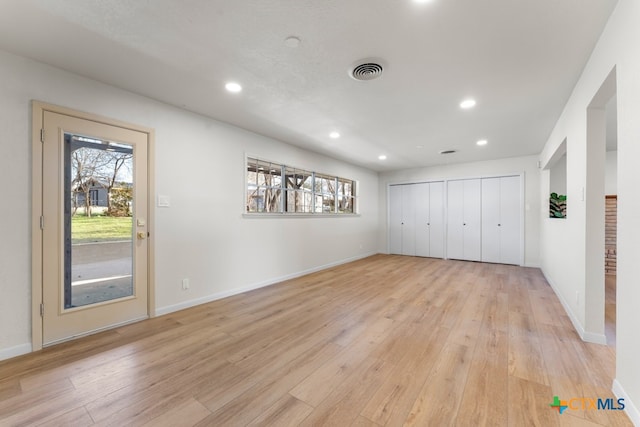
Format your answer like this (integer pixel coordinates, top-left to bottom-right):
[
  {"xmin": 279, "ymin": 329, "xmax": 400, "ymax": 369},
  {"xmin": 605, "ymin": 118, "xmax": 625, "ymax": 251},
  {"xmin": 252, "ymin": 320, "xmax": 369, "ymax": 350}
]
[{"xmin": 245, "ymin": 155, "xmax": 358, "ymax": 216}]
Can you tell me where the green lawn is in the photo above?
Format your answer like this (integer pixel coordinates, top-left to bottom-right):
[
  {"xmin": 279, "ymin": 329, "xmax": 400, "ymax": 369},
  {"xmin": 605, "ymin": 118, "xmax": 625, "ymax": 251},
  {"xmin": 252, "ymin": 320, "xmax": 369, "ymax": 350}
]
[{"xmin": 72, "ymin": 215, "xmax": 133, "ymax": 243}]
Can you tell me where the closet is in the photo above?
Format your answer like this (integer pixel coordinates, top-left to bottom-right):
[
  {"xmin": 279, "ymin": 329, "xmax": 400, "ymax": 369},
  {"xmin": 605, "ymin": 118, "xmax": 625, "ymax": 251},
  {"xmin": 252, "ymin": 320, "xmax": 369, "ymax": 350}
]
[
  {"xmin": 446, "ymin": 175, "xmax": 522, "ymax": 265},
  {"xmin": 389, "ymin": 182, "xmax": 444, "ymax": 258}
]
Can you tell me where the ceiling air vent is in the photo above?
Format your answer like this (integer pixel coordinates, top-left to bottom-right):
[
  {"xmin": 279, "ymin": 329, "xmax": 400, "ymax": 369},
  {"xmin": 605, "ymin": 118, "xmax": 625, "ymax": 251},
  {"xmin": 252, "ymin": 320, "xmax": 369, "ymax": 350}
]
[
  {"xmin": 439, "ymin": 149, "xmax": 457, "ymax": 155},
  {"xmin": 350, "ymin": 62, "xmax": 384, "ymax": 81}
]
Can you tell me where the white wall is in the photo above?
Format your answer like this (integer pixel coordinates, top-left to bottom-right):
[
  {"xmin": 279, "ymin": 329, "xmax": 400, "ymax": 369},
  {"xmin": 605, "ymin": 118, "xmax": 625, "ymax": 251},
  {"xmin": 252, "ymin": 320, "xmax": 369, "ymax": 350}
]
[
  {"xmin": 605, "ymin": 150, "xmax": 618, "ymax": 195},
  {"xmin": 378, "ymin": 155, "xmax": 541, "ymax": 267},
  {"xmin": 549, "ymin": 153, "xmax": 567, "ymax": 196},
  {"xmin": 539, "ymin": 0, "xmax": 640, "ymax": 423},
  {"xmin": 0, "ymin": 49, "xmax": 379, "ymax": 360}
]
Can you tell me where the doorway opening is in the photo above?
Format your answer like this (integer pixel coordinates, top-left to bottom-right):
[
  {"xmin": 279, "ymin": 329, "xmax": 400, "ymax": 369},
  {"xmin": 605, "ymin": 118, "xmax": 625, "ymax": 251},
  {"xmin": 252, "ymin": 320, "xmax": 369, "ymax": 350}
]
[{"xmin": 585, "ymin": 67, "xmax": 617, "ymax": 348}]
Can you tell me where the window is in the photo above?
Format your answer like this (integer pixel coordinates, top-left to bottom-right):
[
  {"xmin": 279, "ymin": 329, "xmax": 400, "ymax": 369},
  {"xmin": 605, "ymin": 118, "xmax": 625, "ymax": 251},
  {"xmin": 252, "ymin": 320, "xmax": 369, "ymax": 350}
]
[
  {"xmin": 246, "ymin": 157, "xmax": 356, "ymax": 215},
  {"xmin": 337, "ymin": 178, "xmax": 355, "ymax": 213},
  {"xmin": 89, "ymin": 189, "xmax": 99, "ymax": 206},
  {"xmin": 314, "ymin": 174, "xmax": 336, "ymax": 213},
  {"xmin": 246, "ymin": 159, "xmax": 282, "ymax": 213},
  {"xmin": 285, "ymin": 166, "xmax": 313, "ymax": 213}
]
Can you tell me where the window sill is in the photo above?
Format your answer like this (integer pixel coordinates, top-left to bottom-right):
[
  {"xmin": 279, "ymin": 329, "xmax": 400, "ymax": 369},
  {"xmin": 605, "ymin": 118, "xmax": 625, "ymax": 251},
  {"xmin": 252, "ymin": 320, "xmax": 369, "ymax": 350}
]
[{"xmin": 242, "ymin": 213, "xmax": 360, "ymax": 218}]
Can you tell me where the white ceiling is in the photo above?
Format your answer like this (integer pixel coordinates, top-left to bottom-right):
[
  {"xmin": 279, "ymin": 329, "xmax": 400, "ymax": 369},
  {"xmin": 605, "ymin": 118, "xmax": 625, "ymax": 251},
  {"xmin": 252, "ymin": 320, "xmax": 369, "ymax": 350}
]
[{"xmin": 0, "ymin": 0, "xmax": 618, "ymax": 171}]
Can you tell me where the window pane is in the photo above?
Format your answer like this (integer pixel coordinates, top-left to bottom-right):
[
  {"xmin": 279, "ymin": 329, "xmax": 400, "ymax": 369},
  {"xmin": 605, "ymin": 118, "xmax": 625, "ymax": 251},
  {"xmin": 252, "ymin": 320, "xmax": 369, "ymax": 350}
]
[
  {"xmin": 285, "ymin": 167, "xmax": 311, "ymax": 190},
  {"xmin": 250, "ymin": 187, "xmax": 281, "ymax": 212},
  {"xmin": 247, "ymin": 170, "xmax": 257, "ymax": 186},
  {"xmin": 322, "ymin": 195, "xmax": 335, "ymax": 213}
]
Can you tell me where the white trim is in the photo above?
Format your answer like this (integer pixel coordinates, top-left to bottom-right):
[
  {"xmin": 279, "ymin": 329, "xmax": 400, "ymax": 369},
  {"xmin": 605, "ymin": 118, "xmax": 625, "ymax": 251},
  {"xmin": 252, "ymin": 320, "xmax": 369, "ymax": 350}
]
[
  {"xmin": 242, "ymin": 213, "xmax": 360, "ymax": 219},
  {"xmin": 613, "ymin": 379, "xmax": 640, "ymax": 426},
  {"xmin": 519, "ymin": 172, "xmax": 526, "ymax": 266},
  {"xmin": 0, "ymin": 343, "xmax": 32, "ymax": 362},
  {"xmin": 156, "ymin": 252, "xmax": 377, "ymax": 316},
  {"xmin": 542, "ymin": 269, "xmax": 607, "ymax": 345}
]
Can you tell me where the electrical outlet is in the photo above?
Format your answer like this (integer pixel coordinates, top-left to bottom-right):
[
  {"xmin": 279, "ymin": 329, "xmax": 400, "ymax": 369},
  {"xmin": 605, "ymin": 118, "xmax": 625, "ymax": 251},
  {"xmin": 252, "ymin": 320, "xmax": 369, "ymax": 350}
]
[{"xmin": 182, "ymin": 278, "xmax": 190, "ymax": 290}]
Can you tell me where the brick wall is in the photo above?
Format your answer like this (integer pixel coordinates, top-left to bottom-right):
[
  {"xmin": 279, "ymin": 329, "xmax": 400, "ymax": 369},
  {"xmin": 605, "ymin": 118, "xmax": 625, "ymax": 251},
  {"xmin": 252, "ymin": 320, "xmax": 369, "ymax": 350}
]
[{"xmin": 605, "ymin": 195, "xmax": 617, "ymax": 275}]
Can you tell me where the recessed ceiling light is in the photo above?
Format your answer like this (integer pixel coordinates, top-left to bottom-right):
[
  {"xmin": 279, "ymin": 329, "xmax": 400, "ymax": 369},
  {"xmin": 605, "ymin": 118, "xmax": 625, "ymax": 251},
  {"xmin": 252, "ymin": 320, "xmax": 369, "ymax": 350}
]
[
  {"xmin": 460, "ymin": 99, "xmax": 476, "ymax": 109},
  {"xmin": 225, "ymin": 82, "xmax": 242, "ymax": 93},
  {"xmin": 476, "ymin": 139, "xmax": 488, "ymax": 146},
  {"xmin": 378, "ymin": 155, "xmax": 387, "ymax": 160},
  {"xmin": 329, "ymin": 131, "xmax": 340, "ymax": 139},
  {"xmin": 413, "ymin": 0, "xmax": 433, "ymax": 3}
]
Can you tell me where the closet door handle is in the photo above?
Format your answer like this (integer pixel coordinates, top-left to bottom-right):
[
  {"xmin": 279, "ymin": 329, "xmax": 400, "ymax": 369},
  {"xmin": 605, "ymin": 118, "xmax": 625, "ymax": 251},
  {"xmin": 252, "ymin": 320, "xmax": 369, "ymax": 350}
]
[{"xmin": 498, "ymin": 224, "xmax": 501, "ymax": 227}]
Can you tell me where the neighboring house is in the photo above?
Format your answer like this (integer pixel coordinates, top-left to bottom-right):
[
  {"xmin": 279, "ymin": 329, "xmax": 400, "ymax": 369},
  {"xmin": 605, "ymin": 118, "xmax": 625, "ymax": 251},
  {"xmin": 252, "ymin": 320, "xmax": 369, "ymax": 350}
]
[
  {"xmin": 73, "ymin": 178, "xmax": 109, "ymax": 208},
  {"xmin": 73, "ymin": 179, "xmax": 132, "ymax": 208}
]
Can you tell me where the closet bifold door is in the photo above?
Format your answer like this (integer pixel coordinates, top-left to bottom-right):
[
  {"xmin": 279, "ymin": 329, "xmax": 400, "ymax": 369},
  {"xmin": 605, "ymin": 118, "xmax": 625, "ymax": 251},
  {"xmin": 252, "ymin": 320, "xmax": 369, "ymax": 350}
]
[
  {"xmin": 447, "ymin": 179, "xmax": 481, "ymax": 261},
  {"xmin": 498, "ymin": 176, "xmax": 521, "ymax": 265},
  {"xmin": 389, "ymin": 185, "xmax": 403, "ymax": 255},
  {"xmin": 481, "ymin": 176, "xmax": 521, "ymax": 265},
  {"xmin": 428, "ymin": 182, "xmax": 444, "ymax": 258},
  {"xmin": 401, "ymin": 184, "xmax": 416, "ymax": 256},
  {"xmin": 415, "ymin": 183, "xmax": 430, "ymax": 257}
]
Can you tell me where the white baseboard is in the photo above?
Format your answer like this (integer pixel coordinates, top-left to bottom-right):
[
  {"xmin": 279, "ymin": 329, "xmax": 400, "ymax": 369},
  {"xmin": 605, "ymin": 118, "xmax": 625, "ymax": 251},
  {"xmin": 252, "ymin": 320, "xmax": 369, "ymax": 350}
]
[
  {"xmin": 613, "ymin": 379, "xmax": 640, "ymax": 426},
  {"xmin": 155, "ymin": 252, "xmax": 377, "ymax": 317},
  {"xmin": 0, "ymin": 343, "xmax": 32, "ymax": 362},
  {"xmin": 541, "ymin": 270, "xmax": 607, "ymax": 345}
]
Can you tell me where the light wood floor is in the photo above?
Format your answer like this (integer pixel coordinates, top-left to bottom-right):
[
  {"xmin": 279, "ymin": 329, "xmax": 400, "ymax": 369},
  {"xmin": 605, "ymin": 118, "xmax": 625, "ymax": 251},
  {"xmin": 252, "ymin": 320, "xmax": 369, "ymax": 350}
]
[{"xmin": 0, "ymin": 255, "xmax": 631, "ymax": 426}]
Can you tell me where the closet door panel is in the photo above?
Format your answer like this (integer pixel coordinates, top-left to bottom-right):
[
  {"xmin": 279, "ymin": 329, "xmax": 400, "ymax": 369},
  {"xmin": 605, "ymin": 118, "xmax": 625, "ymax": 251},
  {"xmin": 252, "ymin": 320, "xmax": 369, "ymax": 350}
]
[
  {"xmin": 447, "ymin": 180, "xmax": 465, "ymax": 260},
  {"xmin": 388, "ymin": 185, "xmax": 403, "ymax": 255},
  {"xmin": 401, "ymin": 184, "xmax": 416, "ymax": 256},
  {"xmin": 414, "ymin": 183, "xmax": 430, "ymax": 257},
  {"xmin": 429, "ymin": 181, "xmax": 445, "ymax": 258},
  {"xmin": 500, "ymin": 176, "xmax": 522, "ymax": 265},
  {"xmin": 481, "ymin": 178, "xmax": 501, "ymax": 263},
  {"xmin": 463, "ymin": 179, "xmax": 482, "ymax": 261}
]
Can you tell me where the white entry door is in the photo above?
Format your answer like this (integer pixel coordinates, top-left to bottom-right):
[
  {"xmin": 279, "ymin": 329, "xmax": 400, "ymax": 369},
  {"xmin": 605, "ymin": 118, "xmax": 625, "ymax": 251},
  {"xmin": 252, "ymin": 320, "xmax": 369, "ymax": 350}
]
[{"xmin": 35, "ymin": 104, "xmax": 151, "ymax": 346}]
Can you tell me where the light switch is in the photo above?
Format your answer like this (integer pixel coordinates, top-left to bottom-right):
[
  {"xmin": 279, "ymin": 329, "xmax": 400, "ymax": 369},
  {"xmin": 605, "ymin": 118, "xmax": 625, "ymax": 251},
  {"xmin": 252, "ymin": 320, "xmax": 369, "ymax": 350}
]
[{"xmin": 158, "ymin": 195, "xmax": 171, "ymax": 207}]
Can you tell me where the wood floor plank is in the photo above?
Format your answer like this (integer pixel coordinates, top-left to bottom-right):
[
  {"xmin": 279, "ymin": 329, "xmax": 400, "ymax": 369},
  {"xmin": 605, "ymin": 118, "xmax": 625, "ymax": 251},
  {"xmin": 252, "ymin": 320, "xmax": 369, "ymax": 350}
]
[
  {"xmin": 297, "ymin": 356, "xmax": 394, "ymax": 427},
  {"xmin": 455, "ymin": 329, "xmax": 508, "ymax": 427},
  {"xmin": 204, "ymin": 342, "xmax": 343, "ymax": 426},
  {"xmin": 139, "ymin": 397, "xmax": 211, "ymax": 427},
  {"xmin": 34, "ymin": 406, "xmax": 94, "ymax": 427},
  {"xmin": 290, "ymin": 316, "xmax": 395, "ymax": 407},
  {"xmin": 403, "ymin": 342, "xmax": 473, "ymax": 426},
  {"xmin": 0, "ymin": 255, "xmax": 631, "ymax": 426},
  {"xmin": 245, "ymin": 395, "xmax": 313, "ymax": 427},
  {"xmin": 508, "ymin": 376, "xmax": 559, "ymax": 427},
  {"xmin": 359, "ymin": 326, "xmax": 451, "ymax": 426},
  {"xmin": 508, "ymin": 311, "xmax": 549, "ymax": 386}
]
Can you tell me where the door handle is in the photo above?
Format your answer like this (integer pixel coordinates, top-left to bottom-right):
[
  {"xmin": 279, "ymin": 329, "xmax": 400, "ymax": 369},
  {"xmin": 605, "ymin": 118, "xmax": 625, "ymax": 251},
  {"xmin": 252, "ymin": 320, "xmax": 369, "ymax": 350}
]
[{"xmin": 137, "ymin": 232, "xmax": 147, "ymax": 240}]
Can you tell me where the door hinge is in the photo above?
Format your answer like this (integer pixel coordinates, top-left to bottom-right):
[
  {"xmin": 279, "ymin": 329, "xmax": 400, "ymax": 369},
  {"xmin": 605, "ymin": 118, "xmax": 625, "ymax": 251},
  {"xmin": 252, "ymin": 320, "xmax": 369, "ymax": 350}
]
[
  {"xmin": 40, "ymin": 303, "xmax": 44, "ymax": 317},
  {"xmin": 40, "ymin": 215, "xmax": 44, "ymax": 230},
  {"xmin": 40, "ymin": 129, "xmax": 45, "ymax": 143}
]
